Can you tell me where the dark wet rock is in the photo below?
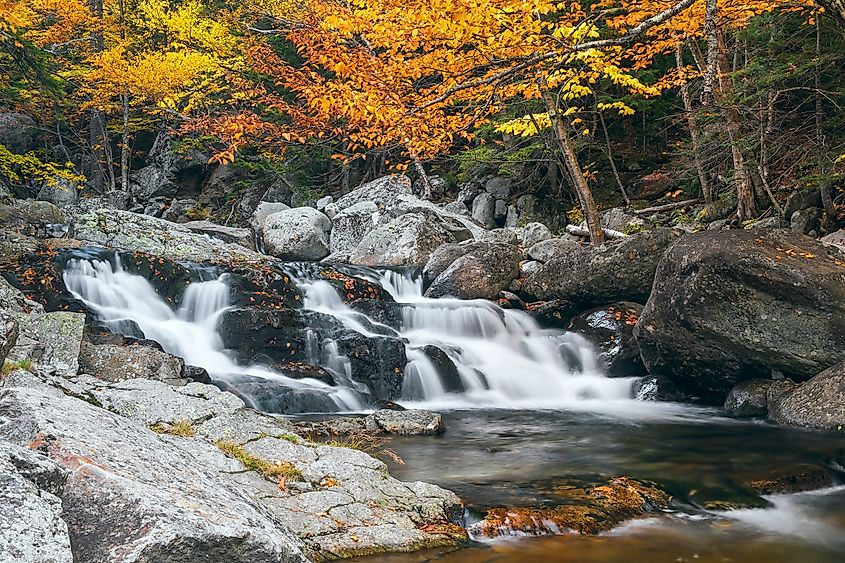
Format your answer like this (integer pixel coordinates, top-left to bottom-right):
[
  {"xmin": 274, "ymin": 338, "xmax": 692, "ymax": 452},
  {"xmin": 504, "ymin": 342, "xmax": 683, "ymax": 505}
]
[
  {"xmin": 263, "ymin": 207, "xmax": 331, "ymax": 261},
  {"xmin": 633, "ymin": 376, "xmax": 683, "ymax": 402},
  {"xmin": 636, "ymin": 229, "xmax": 845, "ymax": 402},
  {"xmin": 227, "ymin": 264, "xmax": 303, "ymax": 310},
  {"xmin": 349, "ymin": 299, "xmax": 405, "ymax": 329},
  {"xmin": 274, "ymin": 362, "xmax": 336, "ymax": 386},
  {"xmin": 783, "ymin": 189, "xmax": 823, "ymax": 223},
  {"xmin": 526, "ymin": 299, "xmax": 579, "ymax": 330},
  {"xmin": 182, "ymin": 364, "xmax": 212, "ymax": 384},
  {"xmin": 215, "ymin": 375, "xmax": 344, "ymax": 414},
  {"xmin": 0, "ymin": 200, "xmax": 67, "ymax": 237},
  {"xmin": 767, "ymin": 361, "xmax": 845, "ymax": 432},
  {"xmin": 524, "ymin": 229, "xmax": 682, "ymax": 307},
  {"xmin": 78, "ymin": 341, "xmax": 185, "ymax": 385},
  {"xmin": 314, "ymin": 266, "xmax": 394, "ymax": 303},
  {"xmin": 568, "ymin": 302, "xmax": 646, "ymax": 378},
  {"xmin": 790, "ymin": 207, "xmax": 822, "ymax": 236},
  {"xmin": 497, "ymin": 291, "xmax": 524, "ymax": 310},
  {"xmin": 417, "ymin": 345, "xmax": 464, "ymax": 393},
  {"xmin": 469, "ymin": 477, "xmax": 670, "ymax": 539},
  {"xmin": 425, "ymin": 242, "xmax": 521, "ymax": 300},
  {"xmin": 723, "ymin": 379, "xmax": 773, "ymax": 417},
  {"xmin": 0, "ymin": 442, "xmax": 72, "ymax": 563},
  {"xmin": 218, "ymin": 308, "xmax": 406, "ymax": 401},
  {"xmin": 746, "ymin": 466, "xmax": 834, "ymax": 495}
]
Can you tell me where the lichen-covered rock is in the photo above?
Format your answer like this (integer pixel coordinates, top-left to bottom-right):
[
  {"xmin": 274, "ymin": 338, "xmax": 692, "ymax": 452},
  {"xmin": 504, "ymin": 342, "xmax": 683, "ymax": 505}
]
[
  {"xmin": 0, "ymin": 442, "xmax": 72, "ymax": 563},
  {"xmin": 263, "ymin": 207, "xmax": 332, "ymax": 261},
  {"xmin": 425, "ymin": 243, "xmax": 521, "ymax": 301},
  {"xmin": 128, "ymin": 165, "xmax": 179, "ymax": 201},
  {"xmin": 0, "ymin": 387, "xmax": 309, "ymax": 563},
  {"xmin": 6, "ymin": 312, "xmax": 85, "ymax": 378},
  {"xmin": 78, "ymin": 341, "xmax": 185, "ymax": 385},
  {"xmin": 519, "ymin": 222, "xmax": 553, "ymax": 248},
  {"xmin": 37, "ymin": 179, "xmax": 79, "ymax": 209},
  {"xmin": 369, "ymin": 409, "xmax": 445, "ymax": 435},
  {"xmin": 351, "ymin": 212, "xmax": 457, "ymax": 268},
  {"xmin": 251, "ymin": 202, "xmax": 291, "ymax": 234},
  {"xmin": 768, "ymin": 361, "xmax": 845, "ymax": 431},
  {"xmin": 335, "ymin": 175, "xmax": 413, "ymax": 211},
  {"xmin": 524, "ymin": 228, "xmax": 683, "ymax": 307},
  {"xmin": 723, "ymin": 379, "xmax": 772, "ymax": 418},
  {"xmin": 330, "ymin": 201, "xmax": 379, "ymax": 254},
  {"xmin": 636, "ymin": 229, "xmax": 845, "ymax": 402},
  {"xmin": 526, "ymin": 238, "xmax": 579, "ymax": 263},
  {"xmin": 75, "ymin": 209, "xmax": 262, "ymax": 266},
  {"xmin": 183, "ymin": 220, "xmax": 254, "ymax": 249}
]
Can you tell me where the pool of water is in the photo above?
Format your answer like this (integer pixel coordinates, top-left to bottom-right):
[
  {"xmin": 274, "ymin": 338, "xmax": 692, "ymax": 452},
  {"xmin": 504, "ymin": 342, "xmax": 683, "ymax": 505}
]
[{"xmin": 355, "ymin": 407, "xmax": 845, "ymax": 562}]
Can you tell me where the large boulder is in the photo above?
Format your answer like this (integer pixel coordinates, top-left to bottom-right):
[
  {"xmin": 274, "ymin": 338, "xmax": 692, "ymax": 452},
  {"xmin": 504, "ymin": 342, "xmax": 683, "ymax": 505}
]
[
  {"xmin": 0, "ymin": 113, "xmax": 36, "ymax": 153},
  {"xmin": 351, "ymin": 212, "xmax": 457, "ymax": 268},
  {"xmin": 471, "ymin": 192, "xmax": 495, "ymax": 229},
  {"xmin": 519, "ymin": 222, "xmax": 553, "ymax": 248},
  {"xmin": 0, "ymin": 442, "xmax": 72, "ymax": 563},
  {"xmin": 263, "ymin": 207, "xmax": 331, "ymax": 261},
  {"xmin": 0, "ymin": 200, "xmax": 67, "ymax": 237},
  {"xmin": 330, "ymin": 201, "xmax": 378, "ymax": 254},
  {"xmin": 723, "ymin": 379, "xmax": 773, "ymax": 418},
  {"xmin": 251, "ymin": 202, "xmax": 291, "ymax": 234},
  {"xmin": 567, "ymin": 302, "xmax": 647, "ymax": 378},
  {"xmin": 0, "ymin": 387, "xmax": 308, "ymax": 562},
  {"xmin": 768, "ymin": 362, "xmax": 845, "ymax": 431},
  {"xmin": 335, "ymin": 175, "xmax": 413, "ymax": 211},
  {"xmin": 6, "ymin": 312, "xmax": 85, "ymax": 379},
  {"xmin": 75, "ymin": 209, "xmax": 262, "ymax": 266},
  {"xmin": 636, "ymin": 229, "xmax": 845, "ymax": 402},
  {"xmin": 523, "ymin": 229, "xmax": 683, "ymax": 307},
  {"xmin": 128, "ymin": 165, "xmax": 179, "ymax": 201},
  {"xmin": 425, "ymin": 243, "xmax": 521, "ymax": 300},
  {"xmin": 526, "ymin": 238, "xmax": 579, "ymax": 263},
  {"xmin": 37, "ymin": 179, "xmax": 79, "ymax": 209}
]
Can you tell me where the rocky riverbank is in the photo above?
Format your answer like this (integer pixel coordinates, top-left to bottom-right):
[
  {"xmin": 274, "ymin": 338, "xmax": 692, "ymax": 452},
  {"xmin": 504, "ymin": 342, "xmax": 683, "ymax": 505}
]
[{"xmin": 3, "ymin": 173, "xmax": 845, "ymax": 561}]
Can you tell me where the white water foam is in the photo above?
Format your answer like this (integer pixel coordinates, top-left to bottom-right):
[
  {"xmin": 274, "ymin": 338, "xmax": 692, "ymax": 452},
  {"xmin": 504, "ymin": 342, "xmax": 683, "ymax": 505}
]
[{"xmin": 62, "ymin": 257, "xmax": 364, "ymax": 412}]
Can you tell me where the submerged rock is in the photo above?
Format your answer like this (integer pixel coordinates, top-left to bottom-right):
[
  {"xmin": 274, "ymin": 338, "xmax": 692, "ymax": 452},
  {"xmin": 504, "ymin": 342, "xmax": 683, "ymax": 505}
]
[
  {"xmin": 723, "ymin": 379, "xmax": 773, "ymax": 417},
  {"xmin": 636, "ymin": 229, "xmax": 845, "ymax": 402},
  {"xmin": 469, "ymin": 477, "xmax": 670, "ymax": 539}
]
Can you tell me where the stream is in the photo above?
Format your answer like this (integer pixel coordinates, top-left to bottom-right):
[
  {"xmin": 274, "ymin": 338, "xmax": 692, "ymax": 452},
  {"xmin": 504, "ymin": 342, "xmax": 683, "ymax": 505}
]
[{"xmin": 58, "ymin": 250, "xmax": 845, "ymax": 562}]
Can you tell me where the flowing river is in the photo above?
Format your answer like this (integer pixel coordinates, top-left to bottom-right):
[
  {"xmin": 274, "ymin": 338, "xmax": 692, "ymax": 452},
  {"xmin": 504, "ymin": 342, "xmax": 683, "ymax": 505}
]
[{"xmin": 59, "ymin": 251, "xmax": 845, "ymax": 562}]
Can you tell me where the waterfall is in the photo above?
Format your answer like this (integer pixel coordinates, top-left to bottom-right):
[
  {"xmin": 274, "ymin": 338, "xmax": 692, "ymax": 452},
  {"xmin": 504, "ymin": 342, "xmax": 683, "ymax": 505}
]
[
  {"xmin": 62, "ymin": 254, "xmax": 637, "ymax": 414},
  {"xmin": 62, "ymin": 256, "xmax": 365, "ymax": 412},
  {"xmin": 300, "ymin": 269, "xmax": 639, "ymax": 410}
]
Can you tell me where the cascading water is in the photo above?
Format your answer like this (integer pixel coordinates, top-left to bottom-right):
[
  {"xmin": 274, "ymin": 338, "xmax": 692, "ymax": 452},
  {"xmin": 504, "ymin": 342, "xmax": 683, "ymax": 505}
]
[
  {"xmin": 62, "ymin": 252, "xmax": 639, "ymax": 414},
  {"xmin": 62, "ymin": 256, "xmax": 365, "ymax": 412},
  {"xmin": 300, "ymin": 268, "xmax": 639, "ymax": 410}
]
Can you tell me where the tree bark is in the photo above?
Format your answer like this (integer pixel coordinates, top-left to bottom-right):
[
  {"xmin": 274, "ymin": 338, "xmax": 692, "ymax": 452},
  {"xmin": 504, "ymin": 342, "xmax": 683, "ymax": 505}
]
[
  {"xmin": 676, "ymin": 44, "xmax": 712, "ymax": 203},
  {"xmin": 702, "ymin": 0, "xmax": 719, "ymax": 105},
  {"xmin": 537, "ymin": 76, "xmax": 604, "ymax": 244}
]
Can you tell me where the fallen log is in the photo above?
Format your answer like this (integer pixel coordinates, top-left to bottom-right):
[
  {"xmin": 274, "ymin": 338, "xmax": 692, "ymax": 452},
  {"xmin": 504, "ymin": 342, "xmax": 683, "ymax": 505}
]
[
  {"xmin": 565, "ymin": 224, "xmax": 627, "ymax": 239},
  {"xmin": 631, "ymin": 198, "xmax": 703, "ymax": 215}
]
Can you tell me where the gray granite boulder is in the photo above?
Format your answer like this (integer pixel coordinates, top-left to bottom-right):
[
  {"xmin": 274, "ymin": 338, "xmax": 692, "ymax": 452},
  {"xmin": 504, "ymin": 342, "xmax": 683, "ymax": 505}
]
[
  {"xmin": 263, "ymin": 207, "xmax": 332, "ymax": 261},
  {"xmin": 351, "ymin": 212, "xmax": 457, "ymax": 268},
  {"xmin": 330, "ymin": 201, "xmax": 379, "ymax": 254}
]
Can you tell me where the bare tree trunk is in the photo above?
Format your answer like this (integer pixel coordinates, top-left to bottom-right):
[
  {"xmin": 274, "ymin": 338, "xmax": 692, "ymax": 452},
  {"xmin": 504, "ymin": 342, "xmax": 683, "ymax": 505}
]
[
  {"xmin": 702, "ymin": 0, "xmax": 719, "ymax": 105},
  {"xmin": 537, "ymin": 77, "xmax": 604, "ymax": 244},
  {"xmin": 598, "ymin": 111, "xmax": 630, "ymax": 205},
  {"xmin": 411, "ymin": 154, "xmax": 432, "ymax": 199},
  {"xmin": 676, "ymin": 44, "xmax": 712, "ymax": 203},
  {"xmin": 118, "ymin": 0, "xmax": 130, "ymax": 193}
]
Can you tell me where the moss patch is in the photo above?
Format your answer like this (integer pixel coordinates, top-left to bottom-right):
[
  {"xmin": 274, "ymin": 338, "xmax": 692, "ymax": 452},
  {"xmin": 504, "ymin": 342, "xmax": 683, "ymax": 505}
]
[{"xmin": 216, "ymin": 440, "xmax": 304, "ymax": 481}]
